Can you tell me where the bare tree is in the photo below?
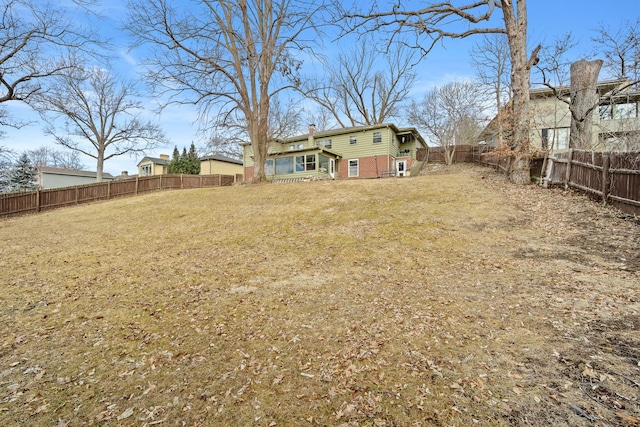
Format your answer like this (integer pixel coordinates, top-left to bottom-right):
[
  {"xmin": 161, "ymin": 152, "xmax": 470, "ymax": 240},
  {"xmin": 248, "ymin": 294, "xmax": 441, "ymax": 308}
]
[
  {"xmin": 470, "ymin": 34, "xmax": 511, "ymax": 145},
  {"xmin": 202, "ymin": 96, "xmax": 304, "ymax": 160},
  {"xmin": 341, "ymin": 0, "xmax": 541, "ymax": 184},
  {"xmin": 127, "ymin": 0, "xmax": 324, "ymax": 183},
  {"xmin": 27, "ymin": 146, "xmax": 86, "ymax": 170},
  {"xmin": 33, "ymin": 67, "xmax": 168, "ymax": 182},
  {"xmin": 591, "ymin": 18, "xmax": 640, "ymax": 82},
  {"xmin": 535, "ymin": 32, "xmax": 579, "ymax": 87},
  {"xmin": 304, "ymin": 38, "xmax": 417, "ymax": 127},
  {"xmin": 408, "ymin": 80, "xmax": 488, "ymax": 165},
  {"xmin": 0, "ymin": 0, "xmax": 101, "ymax": 129},
  {"xmin": 304, "ymin": 108, "xmax": 333, "ymax": 133}
]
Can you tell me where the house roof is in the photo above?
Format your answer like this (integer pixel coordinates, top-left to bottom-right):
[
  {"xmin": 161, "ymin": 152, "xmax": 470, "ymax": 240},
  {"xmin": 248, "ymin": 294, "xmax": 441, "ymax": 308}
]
[
  {"xmin": 529, "ymin": 78, "xmax": 636, "ymax": 99},
  {"xmin": 37, "ymin": 166, "xmax": 114, "ymax": 179},
  {"xmin": 137, "ymin": 156, "xmax": 170, "ymax": 166},
  {"xmin": 199, "ymin": 153, "xmax": 243, "ymax": 165},
  {"xmin": 274, "ymin": 123, "xmax": 428, "ymax": 147}
]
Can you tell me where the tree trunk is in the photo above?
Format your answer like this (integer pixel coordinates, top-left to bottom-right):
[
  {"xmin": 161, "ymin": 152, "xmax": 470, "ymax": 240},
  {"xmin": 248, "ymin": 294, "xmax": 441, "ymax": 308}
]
[
  {"xmin": 501, "ymin": 0, "xmax": 540, "ymax": 184},
  {"xmin": 508, "ymin": 154, "xmax": 530, "ymax": 184},
  {"xmin": 569, "ymin": 59, "xmax": 603, "ymax": 149},
  {"xmin": 96, "ymin": 148, "xmax": 104, "ymax": 183},
  {"xmin": 248, "ymin": 100, "xmax": 270, "ymax": 183},
  {"xmin": 445, "ymin": 146, "xmax": 455, "ymax": 165}
]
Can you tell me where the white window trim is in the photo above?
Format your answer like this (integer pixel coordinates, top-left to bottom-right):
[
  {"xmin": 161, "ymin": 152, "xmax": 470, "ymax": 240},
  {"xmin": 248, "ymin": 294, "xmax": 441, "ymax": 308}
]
[
  {"xmin": 373, "ymin": 131, "xmax": 382, "ymax": 143},
  {"xmin": 348, "ymin": 159, "xmax": 359, "ymax": 177}
]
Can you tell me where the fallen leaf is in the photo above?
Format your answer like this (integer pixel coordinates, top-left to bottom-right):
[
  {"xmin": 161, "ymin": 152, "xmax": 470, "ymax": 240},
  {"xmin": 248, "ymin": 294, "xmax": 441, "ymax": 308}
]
[{"xmin": 117, "ymin": 407, "xmax": 134, "ymax": 420}]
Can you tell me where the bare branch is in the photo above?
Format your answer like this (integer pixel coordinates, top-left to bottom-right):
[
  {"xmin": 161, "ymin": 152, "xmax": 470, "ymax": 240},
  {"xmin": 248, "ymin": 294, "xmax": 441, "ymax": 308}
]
[
  {"xmin": 32, "ymin": 66, "xmax": 168, "ymax": 181},
  {"xmin": 127, "ymin": 0, "xmax": 325, "ymax": 182}
]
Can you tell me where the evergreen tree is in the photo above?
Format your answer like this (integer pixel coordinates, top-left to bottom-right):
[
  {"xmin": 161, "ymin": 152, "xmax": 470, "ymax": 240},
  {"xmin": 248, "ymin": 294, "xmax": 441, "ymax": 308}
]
[
  {"xmin": 168, "ymin": 145, "xmax": 181, "ymax": 174},
  {"xmin": 186, "ymin": 142, "xmax": 201, "ymax": 174},
  {"xmin": 167, "ymin": 144, "xmax": 201, "ymax": 174},
  {"xmin": 0, "ymin": 147, "xmax": 13, "ymax": 193},
  {"xmin": 9, "ymin": 153, "xmax": 38, "ymax": 192}
]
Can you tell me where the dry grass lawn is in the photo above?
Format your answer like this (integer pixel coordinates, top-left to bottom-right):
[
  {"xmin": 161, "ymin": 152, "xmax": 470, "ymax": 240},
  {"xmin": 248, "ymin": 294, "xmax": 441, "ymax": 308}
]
[{"xmin": 1, "ymin": 164, "xmax": 638, "ymax": 426}]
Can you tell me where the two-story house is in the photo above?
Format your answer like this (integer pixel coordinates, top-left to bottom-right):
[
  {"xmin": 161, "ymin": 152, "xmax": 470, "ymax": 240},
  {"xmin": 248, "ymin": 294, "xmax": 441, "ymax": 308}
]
[
  {"xmin": 529, "ymin": 79, "xmax": 640, "ymax": 152},
  {"xmin": 137, "ymin": 154, "xmax": 170, "ymax": 176},
  {"xmin": 243, "ymin": 124, "xmax": 428, "ymax": 182},
  {"xmin": 480, "ymin": 79, "xmax": 640, "ymax": 152}
]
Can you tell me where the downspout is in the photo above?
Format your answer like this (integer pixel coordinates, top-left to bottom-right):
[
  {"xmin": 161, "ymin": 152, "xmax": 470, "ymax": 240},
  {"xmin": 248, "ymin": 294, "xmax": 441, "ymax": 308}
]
[{"xmin": 388, "ymin": 126, "xmax": 393, "ymax": 174}]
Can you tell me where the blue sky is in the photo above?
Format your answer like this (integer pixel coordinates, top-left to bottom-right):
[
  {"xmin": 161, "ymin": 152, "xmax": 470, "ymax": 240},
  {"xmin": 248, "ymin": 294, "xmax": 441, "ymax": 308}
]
[{"xmin": 3, "ymin": 0, "xmax": 640, "ymax": 176}]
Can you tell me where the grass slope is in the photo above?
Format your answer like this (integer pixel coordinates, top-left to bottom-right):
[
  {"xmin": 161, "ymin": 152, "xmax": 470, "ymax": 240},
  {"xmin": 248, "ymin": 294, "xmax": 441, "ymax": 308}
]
[{"xmin": 1, "ymin": 165, "xmax": 638, "ymax": 426}]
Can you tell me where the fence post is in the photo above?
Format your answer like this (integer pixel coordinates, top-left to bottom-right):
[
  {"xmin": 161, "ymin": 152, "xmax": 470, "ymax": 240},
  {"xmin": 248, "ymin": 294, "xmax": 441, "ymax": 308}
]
[
  {"xmin": 181, "ymin": 174, "xmax": 183, "ymax": 189},
  {"xmin": 601, "ymin": 153, "xmax": 610, "ymax": 205},
  {"xmin": 159, "ymin": 174, "xmax": 162, "ymax": 189},
  {"xmin": 36, "ymin": 189, "xmax": 41, "ymax": 213},
  {"xmin": 200, "ymin": 175, "xmax": 203, "ymax": 188},
  {"xmin": 75, "ymin": 187, "xmax": 79, "ymax": 204},
  {"xmin": 564, "ymin": 149, "xmax": 573, "ymax": 190},
  {"xmin": 107, "ymin": 181, "xmax": 111, "ymax": 200},
  {"xmin": 135, "ymin": 176, "xmax": 139, "ymax": 194}
]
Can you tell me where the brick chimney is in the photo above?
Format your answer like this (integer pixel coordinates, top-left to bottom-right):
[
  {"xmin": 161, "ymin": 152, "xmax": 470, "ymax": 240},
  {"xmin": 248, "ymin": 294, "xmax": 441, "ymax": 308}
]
[
  {"xmin": 308, "ymin": 124, "xmax": 316, "ymax": 147},
  {"xmin": 159, "ymin": 154, "xmax": 170, "ymax": 160},
  {"xmin": 121, "ymin": 171, "xmax": 128, "ymax": 177}
]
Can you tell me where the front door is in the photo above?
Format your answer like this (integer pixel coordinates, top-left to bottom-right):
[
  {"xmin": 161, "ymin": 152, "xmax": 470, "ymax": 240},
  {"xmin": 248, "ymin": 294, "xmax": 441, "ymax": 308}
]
[{"xmin": 397, "ymin": 160, "xmax": 407, "ymax": 177}]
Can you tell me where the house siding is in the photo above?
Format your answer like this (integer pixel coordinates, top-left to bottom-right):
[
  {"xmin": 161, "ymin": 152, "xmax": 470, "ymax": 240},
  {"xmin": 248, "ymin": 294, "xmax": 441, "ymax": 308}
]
[
  {"xmin": 528, "ymin": 82, "xmax": 640, "ymax": 151},
  {"xmin": 200, "ymin": 159, "xmax": 244, "ymax": 176},
  {"xmin": 39, "ymin": 172, "xmax": 114, "ymax": 189}
]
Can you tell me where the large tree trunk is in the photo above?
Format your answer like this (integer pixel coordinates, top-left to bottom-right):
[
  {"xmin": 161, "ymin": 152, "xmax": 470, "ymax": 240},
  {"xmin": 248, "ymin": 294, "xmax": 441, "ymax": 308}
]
[
  {"xmin": 569, "ymin": 59, "xmax": 603, "ymax": 149},
  {"xmin": 501, "ymin": 0, "xmax": 539, "ymax": 184},
  {"xmin": 96, "ymin": 148, "xmax": 104, "ymax": 183}
]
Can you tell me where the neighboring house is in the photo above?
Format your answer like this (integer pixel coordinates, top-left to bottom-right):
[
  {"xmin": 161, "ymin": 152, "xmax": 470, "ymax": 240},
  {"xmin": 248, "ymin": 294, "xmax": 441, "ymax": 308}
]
[
  {"xmin": 36, "ymin": 167, "xmax": 114, "ymax": 189},
  {"xmin": 243, "ymin": 124, "xmax": 428, "ymax": 181},
  {"xmin": 138, "ymin": 154, "xmax": 170, "ymax": 176},
  {"xmin": 200, "ymin": 154, "xmax": 244, "ymax": 178},
  {"xmin": 480, "ymin": 79, "xmax": 640, "ymax": 152}
]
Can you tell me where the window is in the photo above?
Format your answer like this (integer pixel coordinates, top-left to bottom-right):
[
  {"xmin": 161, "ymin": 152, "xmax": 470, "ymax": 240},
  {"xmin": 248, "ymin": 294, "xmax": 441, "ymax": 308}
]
[
  {"xmin": 616, "ymin": 102, "xmax": 637, "ymax": 119},
  {"xmin": 319, "ymin": 155, "xmax": 329, "ymax": 173},
  {"xmin": 599, "ymin": 104, "xmax": 613, "ymax": 120},
  {"xmin": 275, "ymin": 157, "xmax": 293, "ymax": 174},
  {"xmin": 264, "ymin": 159, "xmax": 274, "ymax": 175},
  {"xmin": 549, "ymin": 128, "xmax": 569, "ymax": 150},
  {"xmin": 373, "ymin": 132, "xmax": 382, "ymax": 143},
  {"xmin": 316, "ymin": 139, "xmax": 332, "ymax": 149},
  {"xmin": 141, "ymin": 164, "xmax": 152, "ymax": 176},
  {"xmin": 541, "ymin": 128, "xmax": 549, "ymax": 149},
  {"xmin": 348, "ymin": 159, "xmax": 359, "ymax": 177},
  {"xmin": 295, "ymin": 154, "xmax": 316, "ymax": 172},
  {"xmin": 349, "ymin": 136, "xmax": 357, "ymax": 145},
  {"xmin": 289, "ymin": 144, "xmax": 295, "ymax": 150}
]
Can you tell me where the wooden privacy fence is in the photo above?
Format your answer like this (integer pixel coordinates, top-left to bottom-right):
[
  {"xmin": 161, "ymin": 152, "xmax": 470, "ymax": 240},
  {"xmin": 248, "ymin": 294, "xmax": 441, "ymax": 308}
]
[
  {"xmin": 545, "ymin": 150, "xmax": 640, "ymax": 216},
  {"xmin": 421, "ymin": 144, "xmax": 639, "ymax": 215},
  {"xmin": 1, "ymin": 174, "xmax": 238, "ymax": 217},
  {"xmin": 418, "ymin": 144, "xmax": 493, "ymax": 163}
]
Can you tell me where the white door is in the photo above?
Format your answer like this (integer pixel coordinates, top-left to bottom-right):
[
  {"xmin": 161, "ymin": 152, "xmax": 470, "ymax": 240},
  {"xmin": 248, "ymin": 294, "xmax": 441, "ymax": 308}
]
[
  {"xmin": 329, "ymin": 159, "xmax": 335, "ymax": 179},
  {"xmin": 397, "ymin": 160, "xmax": 407, "ymax": 177}
]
